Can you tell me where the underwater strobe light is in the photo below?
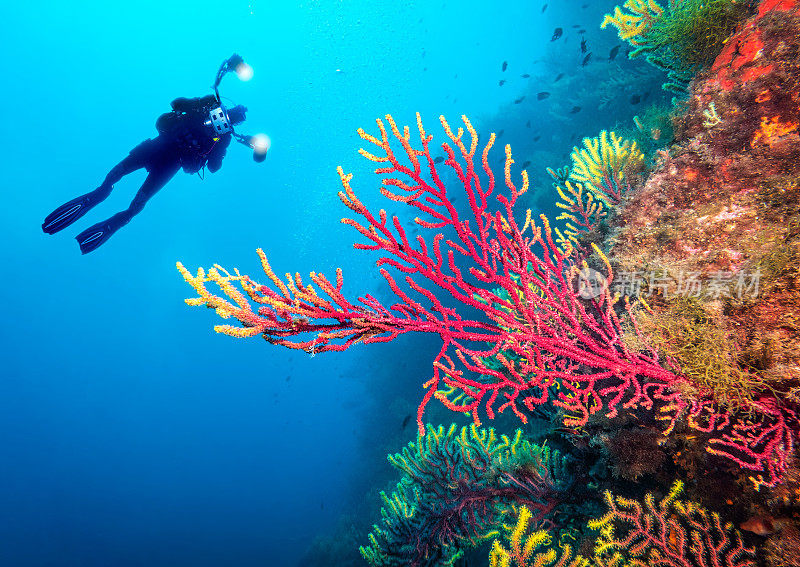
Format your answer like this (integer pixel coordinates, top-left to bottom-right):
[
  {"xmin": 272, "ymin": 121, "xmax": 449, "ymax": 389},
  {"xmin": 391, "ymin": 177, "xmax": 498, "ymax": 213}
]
[
  {"xmin": 235, "ymin": 61, "xmax": 253, "ymax": 81},
  {"xmin": 214, "ymin": 53, "xmax": 254, "ymax": 91},
  {"xmin": 249, "ymin": 134, "xmax": 270, "ymax": 163},
  {"xmin": 213, "ymin": 53, "xmax": 269, "ymax": 164}
]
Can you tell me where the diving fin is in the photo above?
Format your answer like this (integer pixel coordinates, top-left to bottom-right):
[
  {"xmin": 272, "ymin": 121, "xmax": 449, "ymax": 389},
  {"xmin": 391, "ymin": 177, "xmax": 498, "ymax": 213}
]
[
  {"xmin": 42, "ymin": 185, "xmax": 112, "ymax": 234},
  {"xmin": 75, "ymin": 212, "xmax": 129, "ymax": 254}
]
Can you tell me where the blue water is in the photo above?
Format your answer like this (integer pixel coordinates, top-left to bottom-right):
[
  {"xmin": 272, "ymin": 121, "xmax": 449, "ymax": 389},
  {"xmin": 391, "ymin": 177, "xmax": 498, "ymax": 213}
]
[{"xmin": 2, "ymin": 1, "xmax": 660, "ymax": 565}]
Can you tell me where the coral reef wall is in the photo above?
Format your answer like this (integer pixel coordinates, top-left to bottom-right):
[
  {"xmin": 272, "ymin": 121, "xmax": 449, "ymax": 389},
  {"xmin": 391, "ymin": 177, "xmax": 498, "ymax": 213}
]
[{"xmin": 609, "ymin": 0, "xmax": 800, "ymax": 421}]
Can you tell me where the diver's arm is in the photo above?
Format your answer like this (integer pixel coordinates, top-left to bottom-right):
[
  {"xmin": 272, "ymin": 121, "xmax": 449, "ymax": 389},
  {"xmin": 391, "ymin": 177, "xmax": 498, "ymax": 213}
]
[{"xmin": 207, "ymin": 134, "xmax": 232, "ymax": 173}]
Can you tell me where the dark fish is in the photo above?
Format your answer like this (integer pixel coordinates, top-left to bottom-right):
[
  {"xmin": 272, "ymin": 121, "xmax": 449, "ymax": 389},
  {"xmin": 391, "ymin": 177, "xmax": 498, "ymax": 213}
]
[
  {"xmin": 609, "ymin": 45, "xmax": 621, "ymax": 60},
  {"xmin": 502, "ymin": 61, "xmax": 508, "ymax": 71},
  {"xmin": 537, "ymin": 91, "xmax": 550, "ymax": 100},
  {"xmin": 569, "ymin": 106, "xmax": 581, "ymax": 113},
  {"xmin": 521, "ymin": 73, "xmax": 530, "ymax": 78},
  {"xmin": 572, "ymin": 24, "xmax": 582, "ymax": 28},
  {"xmin": 542, "ymin": 4, "xmax": 547, "ymax": 13},
  {"xmin": 582, "ymin": 3, "xmax": 589, "ymax": 7},
  {"xmin": 554, "ymin": 72, "xmax": 564, "ymax": 82},
  {"xmin": 433, "ymin": 156, "xmax": 444, "ymax": 164},
  {"xmin": 578, "ymin": 29, "xmax": 587, "ymax": 34},
  {"xmin": 521, "ymin": 160, "xmax": 531, "ymax": 168},
  {"xmin": 581, "ymin": 53, "xmax": 592, "ymax": 66},
  {"xmin": 526, "ymin": 120, "xmax": 531, "ymax": 128},
  {"xmin": 580, "ymin": 38, "xmax": 587, "ymax": 53},
  {"xmin": 498, "ymin": 129, "xmax": 504, "ymax": 137},
  {"xmin": 533, "ymin": 135, "xmax": 541, "ymax": 141},
  {"xmin": 499, "ymin": 79, "xmax": 506, "ymax": 86},
  {"xmin": 514, "ymin": 96, "xmax": 525, "ymax": 104},
  {"xmin": 401, "ymin": 414, "xmax": 411, "ymax": 429},
  {"xmin": 551, "ymin": 27, "xmax": 563, "ymax": 41},
  {"xmin": 630, "ymin": 94, "xmax": 641, "ymax": 104},
  {"xmin": 642, "ymin": 90, "xmax": 651, "ymax": 101},
  {"xmin": 422, "ymin": 49, "xmax": 426, "ymax": 57}
]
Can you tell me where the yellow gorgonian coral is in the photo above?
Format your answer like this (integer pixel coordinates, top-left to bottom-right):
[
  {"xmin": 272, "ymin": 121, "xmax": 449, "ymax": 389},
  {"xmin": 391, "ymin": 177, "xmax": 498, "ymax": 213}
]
[
  {"xmin": 569, "ymin": 131, "xmax": 643, "ymax": 204},
  {"xmin": 489, "ymin": 505, "xmax": 589, "ymax": 567},
  {"xmin": 601, "ymin": 0, "xmax": 664, "ymax": 43}
]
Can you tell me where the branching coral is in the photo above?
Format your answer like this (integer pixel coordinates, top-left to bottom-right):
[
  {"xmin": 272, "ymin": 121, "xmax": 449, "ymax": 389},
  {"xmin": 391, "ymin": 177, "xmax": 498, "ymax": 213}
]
[
  {"xmin": 588, "ymin": 480, "xmax": 756, "ymax": 566},
  {"xmin": 602, "ymin": 0, "xmax": 751, "ymax": 92},
  {"xmin": 489, "ymin": 505, "xmax": 588, "ymax": 567},
  {"xmin": 178, "ymin": 113, "xmax": 798, "ymax": 487},
  {"xmin": 360, "ymin": 424, "xmax": 569, "ymax": 566},
  {"xmin": 569, "ymin": 131, "xmax": 643, "ymax": 201},
  {"xmin": 549, "ymin": 132, "xmax": 642, "ymax": 255},
  {"xmin": 489, "ymin": 480, "xmax": 756, "ymax": 567},
  {"xmin": 602, "ymin": 0, "xmax": 665, "ymax": 42},
  {"xmin": 552, "ymin": 180, "xmax": 610, "ymax": 256}
]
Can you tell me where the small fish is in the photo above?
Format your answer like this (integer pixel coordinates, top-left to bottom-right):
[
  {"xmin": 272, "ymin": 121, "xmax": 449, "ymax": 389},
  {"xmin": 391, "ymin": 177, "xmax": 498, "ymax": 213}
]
[
  {"xmin": 630, "ymin": 94, "xmax": 641, "ymax": 104},
  {"xmin": 497, "ymin": 129, "xmax": 504, "ymax": 137},
  {"xmin": 537, "ymin": 91, "xmax": 551, "ymax": 100},
  {"xmin": 581, "ymin": 53, "xmax": 592, "ymax": 66},
  {"xmin": 433, "ymin": 156, "xmax": 444, "ymax": 164},
  {"xmin": 554, "ymin": 72, "xmax": 564, "ymax": 82},
  {"xmin": 401, "ymin": 414, "xmax": 411, "ymax": 429},
  {"xmin": 499, "ymin": 79, "xmax": 506, "ymax": 86},
  {"xmin": 740, "ymin": 515, "xmax": 791, "ymax": 536},
  {"xmin": 578, "ymin": 29, "xmax": 586, "ymax": 34},
  {"xmin": 551, "ymin": 27, "xmax": 563, "ymax": 41},
  {"xmin": 569, "ymin": 106, "xmax": 581, "ymax": 113},
  {"xmin": 642, "ymin": 90, "xmax": 651, "ymax": 101},
  {"xmin": 533, "ymin": 135, "xmax": 541, "ymax": 141},
  {"xmin": 521, "ymin": 160, "xmax": 531, "ymax": 168},
  {"xmin": 580, "ymin": 38, "xmax": 587, "ymax": 53},
  {"xmin": 526, "ymin": 120, "xmax": 531, "ymax": 128},
  {"xmin": 502, "ymin": 61, "xmax": 508, "ymax": 71},
  {"xmin": 514, "ymin": 96, "xmax": 525, "ymax": 104},
  {"xmin": 581, "ymin": 3, "xmax": 589, "ymax": 7},
  {"xmin": 572, "ymin": 24, "xmax": 582, "ymax": 28},
  {"xmin": 609, "ymin": 45, "xmax": 621, "ymax": 60},
  {"xmin": 542, "ymin": 4, "xmax": 547, "ymax": 13},
  {"xmin": 521, "ymin": 73, "xmax": 530, "ymax": 78}
]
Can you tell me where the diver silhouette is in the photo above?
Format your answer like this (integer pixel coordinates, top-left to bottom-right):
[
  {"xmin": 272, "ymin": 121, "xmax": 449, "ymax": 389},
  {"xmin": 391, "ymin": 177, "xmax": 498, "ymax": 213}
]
[{"xmin": 42, "ymin": 54, "xmax": 268, "ymax": 254}]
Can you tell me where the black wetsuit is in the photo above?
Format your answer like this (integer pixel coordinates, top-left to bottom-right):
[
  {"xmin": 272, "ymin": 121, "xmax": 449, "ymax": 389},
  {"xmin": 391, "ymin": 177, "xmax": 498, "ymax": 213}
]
[{"xmin": 42, "ymin": 95, "xmax": 232, "ymax": 253}]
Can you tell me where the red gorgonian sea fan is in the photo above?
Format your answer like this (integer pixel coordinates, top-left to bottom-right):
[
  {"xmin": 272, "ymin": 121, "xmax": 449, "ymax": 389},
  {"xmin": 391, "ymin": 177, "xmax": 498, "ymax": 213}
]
[{"xmin": 177, "ymin": 113, "xmax": 796, "ymax": 487}]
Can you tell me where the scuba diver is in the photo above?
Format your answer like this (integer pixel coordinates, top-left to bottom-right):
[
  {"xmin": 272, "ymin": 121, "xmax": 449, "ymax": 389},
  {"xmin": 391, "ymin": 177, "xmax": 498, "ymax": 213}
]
[{"xmin": 43, "ymin": 54, "xmax": 268, "ymax": 254}]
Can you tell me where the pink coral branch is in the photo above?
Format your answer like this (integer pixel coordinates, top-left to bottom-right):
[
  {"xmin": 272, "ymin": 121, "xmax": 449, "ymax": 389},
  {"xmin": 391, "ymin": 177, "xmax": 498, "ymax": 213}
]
[{"xmin": 179, "ymin": 113, "xmax": 798, "ymax": 486}]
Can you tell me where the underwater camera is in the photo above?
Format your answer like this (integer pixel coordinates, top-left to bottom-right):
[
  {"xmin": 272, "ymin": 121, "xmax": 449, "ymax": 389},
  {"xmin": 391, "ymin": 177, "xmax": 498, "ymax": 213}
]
[{"xmin": 212, "ymin": 53, "xmax": 269, "ymax": 162}]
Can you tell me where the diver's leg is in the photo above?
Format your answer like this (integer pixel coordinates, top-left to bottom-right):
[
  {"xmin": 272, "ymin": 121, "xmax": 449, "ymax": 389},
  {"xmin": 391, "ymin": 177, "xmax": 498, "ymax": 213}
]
[
  {"xmin": 42, "ymin": 145, "xmax": 151, "ymax": 234},
  {"xmin": 75, "ymin": 160, "xmax": 181, "ymax": 254}
]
